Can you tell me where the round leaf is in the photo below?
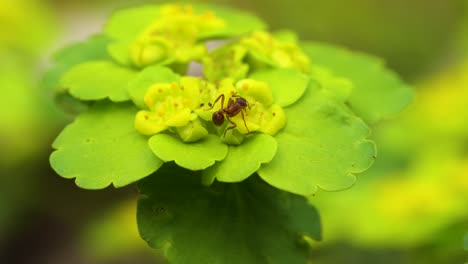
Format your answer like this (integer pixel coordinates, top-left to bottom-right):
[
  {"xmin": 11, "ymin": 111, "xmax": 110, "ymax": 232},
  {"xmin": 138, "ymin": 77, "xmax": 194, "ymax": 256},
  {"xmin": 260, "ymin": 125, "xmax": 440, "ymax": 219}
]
[
  {"xmin": 138, "ymin": 164, "xmax": 321, "ymax": 264},
  {"xmin": 302, "ymin": 42, "xmax": 413, "ymax": 123},
  {"xmin": 105, "ymin": 5, "xmax": 161, "ymax": 40},
  {"xmin": 50, "ymin": 101, "xmax": 163, "ymax": 189},
  {"xmin": 53, "ymin": 35, "xmax": 112, "ymax": 65},
  {"xmin": 250, "ymin": 68, "xmax": 309, "ymax": 107},
  {"xmin": 203, "ymin": 134, "xmax": 277, "ymax": 183},
  {"xmin": 258, "ymin": 82, "xmax": 376, "ymax": 195},
  {"xmin": 107, "ymin": 40, "xmax": 133, "ymax": 66},
  {"xmin": 60, "ymin": 61, "xmax": 137, "ymax": 102},
  {"xmin": 42, "ymin": 34, "xmax": 112, "ymax": 92},
  {"xmin": 127, "ymin": 65, "xmax": 180, "ymax": 108},
  {"xmin": 310, "ymin": 65, "xmax": 353, "ymax": 102},
  {"xmin": 148, "ymin": 134, "xmax": 228, "ymax": 171}
]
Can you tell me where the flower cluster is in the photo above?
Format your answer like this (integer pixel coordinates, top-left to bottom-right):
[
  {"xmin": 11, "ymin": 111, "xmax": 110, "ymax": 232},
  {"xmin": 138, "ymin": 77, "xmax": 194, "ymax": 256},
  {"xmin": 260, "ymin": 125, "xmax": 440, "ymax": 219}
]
[
  {"xmin": 129, "ymin": 5, "xmax": 225, "ymax": 67},
  {"xmin": 135, "ymin": 77, "xmax": 286, "ymax": 145},
  {"xmin": 203, "ymin": 30, "xmax": 311, "ymax": 81},
  {"xmin": 45, "ymin": 3, "xmax": 412, "ymax": 263},
  {"xmin": 47, "ymin": 2, "xmax": 410, "ymax": 196}
]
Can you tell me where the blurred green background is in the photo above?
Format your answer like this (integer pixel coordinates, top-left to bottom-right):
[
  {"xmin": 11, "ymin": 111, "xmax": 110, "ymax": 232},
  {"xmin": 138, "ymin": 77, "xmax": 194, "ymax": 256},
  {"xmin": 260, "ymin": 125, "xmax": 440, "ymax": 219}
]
[{"xmin": 1, "ymin": 0, "xmax": 467, "ymax": 263}]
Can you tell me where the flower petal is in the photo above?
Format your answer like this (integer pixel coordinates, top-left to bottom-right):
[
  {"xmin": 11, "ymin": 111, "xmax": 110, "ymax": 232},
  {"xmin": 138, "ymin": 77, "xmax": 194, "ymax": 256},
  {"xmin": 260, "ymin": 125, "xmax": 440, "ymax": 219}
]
[
  {"xmin": 202, "ymin": 134, "xmax": 277, "ymax": 183},
  {"xmin": 148, "ymin": 134, "xmax": 228, "ymax": 170},
  {"xmin": 250, "ymin": 68, "xmax": 309, "ymax": 107}
]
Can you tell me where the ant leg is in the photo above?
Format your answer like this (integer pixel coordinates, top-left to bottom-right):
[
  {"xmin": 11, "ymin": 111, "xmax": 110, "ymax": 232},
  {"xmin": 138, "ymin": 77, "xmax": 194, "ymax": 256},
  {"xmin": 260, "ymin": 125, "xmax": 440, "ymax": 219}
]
[
  {"xmin": 241, "ymin": 110, "xmax": 249, "ymax": 133},
  {"xmin": 223, "ymin": 116, "xmax": 238, "ymax": 137},
  {"xmin": 207, "ymin": 94, "xmax": 225, "ymax": 110},
  {"xmin": 227, "ymin": 97, "xmax": 235, "ymax": 108}
]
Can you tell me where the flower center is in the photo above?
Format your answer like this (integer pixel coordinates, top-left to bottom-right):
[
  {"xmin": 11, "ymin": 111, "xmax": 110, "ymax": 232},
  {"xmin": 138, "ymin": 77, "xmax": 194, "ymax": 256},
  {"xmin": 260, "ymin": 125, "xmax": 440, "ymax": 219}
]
[
  {"xmin": 129, "ymin": 4, "xmax": 225, "ymax": 68},
  {"xmin": 135, "ymin": 77, "xmax": 286, "ymax": 144}
]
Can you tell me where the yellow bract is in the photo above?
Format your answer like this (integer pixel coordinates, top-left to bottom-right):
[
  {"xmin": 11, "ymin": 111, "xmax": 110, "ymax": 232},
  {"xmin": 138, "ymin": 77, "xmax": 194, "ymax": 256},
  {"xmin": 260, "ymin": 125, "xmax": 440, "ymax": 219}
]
[
  {"xmin": 196, "ymin": 78, "xmax": 286, "ymax": 136},
  {"xmin": 135, "ymin": 76, "xmax": 287, "ymax": 144},
  {"xmin": 130, "ymin": 4, "xmax": 225, "ymax": 67},
  {"xmin": 241, "ymin": 31, "xmax": 311, "ymax": 73},
  {"xmin": 135, "ymin": 78, "xmax": 210, "ymax": 136}
]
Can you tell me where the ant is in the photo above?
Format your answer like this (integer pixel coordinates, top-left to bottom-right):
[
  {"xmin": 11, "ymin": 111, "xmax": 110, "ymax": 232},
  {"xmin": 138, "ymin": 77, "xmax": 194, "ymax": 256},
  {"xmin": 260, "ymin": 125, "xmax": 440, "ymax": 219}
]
[{"xmin": 207, "ymin": 93, "xmax": 251, "ymax": 136}]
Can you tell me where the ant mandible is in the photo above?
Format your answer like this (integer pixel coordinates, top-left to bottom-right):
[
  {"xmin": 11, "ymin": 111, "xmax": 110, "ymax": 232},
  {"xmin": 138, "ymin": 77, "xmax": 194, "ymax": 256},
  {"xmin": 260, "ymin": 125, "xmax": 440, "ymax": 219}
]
[{"xmin": 207, "ymin": 93, "xmax": 251, "ymax": 136}]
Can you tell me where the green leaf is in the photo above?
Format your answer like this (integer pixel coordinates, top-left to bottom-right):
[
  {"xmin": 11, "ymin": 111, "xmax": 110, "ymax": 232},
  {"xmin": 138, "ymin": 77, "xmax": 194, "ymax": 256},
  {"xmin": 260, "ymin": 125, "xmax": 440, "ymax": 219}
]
[
  {"xmin": 127, "ymin": 65, "xmax": 180, "ymax": 108},
  {"xmin": 42, "ymin": 35, "xmax": 112, "ymax": 92},
  {"xmin": 107, "ymin": 40, "xmax": 133, "ymax": 66},
  {"xmin": 302, "ymin": 42, "xmax": 413, "ymax": 123},
  {"xmin": 105, "ymin": 5, "xmax": 161, "ymax": 40},
  {"xmin": 148, "ymin": 134, "xmax": 228, "ymax": 171},
  {"xmin": 138, "ymin": 164, "xmax": 321, "ymax": 264},
  {"xmin": 60, "ymin": 61, "xmax": 137, "ymax": 102},
  {"xmin": 50, "ymin": 101, "xmax": 163, "ymax": 189},
  {"xmin": 53, "ymin": 92, "xmax": 90, "ymax": 116},
  {"xmin": 250, "ymin": 68, "xmax": 309, "ymax": 107},
  {"xmin": 53, "ymin": 35, "xmax": 112, "ymax": 65},
  {"xmin": 310, "ymin": 65, "xmax": 353, "ymax": 102},
  {"xmin": 203, "ymin": 134, "xmax": 277, "ymax": 184},
  {"xmin": 258, "ymin": 82, "xmax": 376, "ymax": 195}
]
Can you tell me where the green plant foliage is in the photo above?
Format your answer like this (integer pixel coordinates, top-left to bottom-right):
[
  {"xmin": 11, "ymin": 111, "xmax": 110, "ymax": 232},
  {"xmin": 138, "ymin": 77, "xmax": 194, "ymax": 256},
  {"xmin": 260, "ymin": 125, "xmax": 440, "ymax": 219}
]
[
  {"xmin": 149, "ymin": 134, "xmax": 228, "ymax": 170},
  {"xmin": 309, "ymin": 65, "xmax": 353, "ymax": 102},
  {"xmin": 250, "ymin": 68, "xmax": 309, "ymax": 107},
  {"xmin": 104, "ymin": 4, "xmax": 266, "ymax": 68},
  {"xmin": 45, "ymin": 3, "xmax": 414, "ymax": 262},
  {"xmin": 302, "ymin": 42, "xmax": 413, "ymax": 123},
  {"xmin": 60, "ymin": 61, "xmax": 137, "ymax": 102},
  {"xmin": 203, "ymin": 31, "xmax": 310, "ymax": 82},
  {"xmin": 258, "ymin": 82, "xmax": 375, "ymax": 195},
  {"xmin": 203, "ymin": 134, "xmax": 277, "ymax": 183},
  {"xmin": 42, "ymin": 35, "xmax": 112, "ymax": 92},
  {"xmin": 128, "ymin": 65, "xmax": 180, "ymax": 108},
  {"xmin": 310, "ymin": 61, "xmax": 468, "ymax": 249},
  {"xmin": 44, "ymin": 3, "xmax": 413, "ymax": 195},
  {"xmin": 138, "ymin": 163, "xmax": 321, "ymax": 264},
  {"xmin": 50, "ymin": 101, "xmax": 163, "ymax": 189}
]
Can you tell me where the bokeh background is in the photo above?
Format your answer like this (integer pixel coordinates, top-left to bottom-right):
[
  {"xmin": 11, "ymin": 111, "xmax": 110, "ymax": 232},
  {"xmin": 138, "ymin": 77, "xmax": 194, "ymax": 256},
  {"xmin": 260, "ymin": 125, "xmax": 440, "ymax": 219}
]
[{"xmin": 1, "ymin": 0, "xmax": 467, "ymax": 263}]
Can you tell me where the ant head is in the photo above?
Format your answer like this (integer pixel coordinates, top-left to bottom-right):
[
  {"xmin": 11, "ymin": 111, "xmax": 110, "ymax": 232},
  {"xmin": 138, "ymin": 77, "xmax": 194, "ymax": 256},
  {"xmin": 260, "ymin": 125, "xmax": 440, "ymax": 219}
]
[{"xmin": 212, "ymin": 111, "xmax": 225, "ymax": 126}]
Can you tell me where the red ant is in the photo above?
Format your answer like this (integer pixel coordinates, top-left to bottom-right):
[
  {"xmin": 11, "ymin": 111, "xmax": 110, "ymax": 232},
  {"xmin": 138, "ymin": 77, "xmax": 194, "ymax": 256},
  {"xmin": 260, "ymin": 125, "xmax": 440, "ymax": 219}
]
[{"xmin": 207, "ymin": 93, "xmax": 251, "ymax": 136}]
